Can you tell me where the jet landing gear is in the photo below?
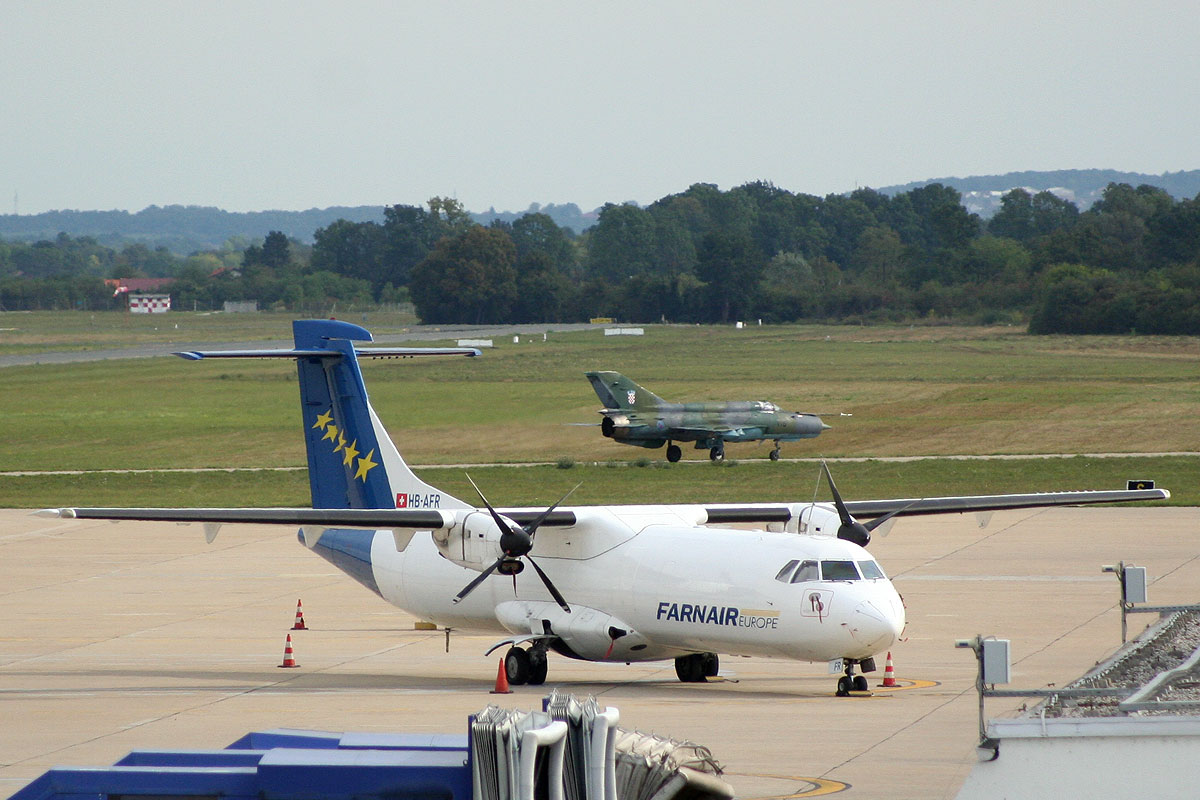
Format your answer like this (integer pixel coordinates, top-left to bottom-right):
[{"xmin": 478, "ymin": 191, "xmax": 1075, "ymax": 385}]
[
  {"xmin": 769, "ymin": 440, "xmax": 782, "ymax": 461},
  {"xmin": 708, "ymin": 444, "xmax": 724, "ymax": 462},
  {"xmin": 504, "ymin": 645, "xmax": 548, "ymax": 686},
  {"xmin": 665, "ymin": 443, "xmax": 682, "ymax": 463},
  {"xmin": 674, "ymin": 652, "xmax": 719, "ymax": 682},
  {"xmin": 835, "ymin": 658, "xmax": 875, "ymax": 696}
]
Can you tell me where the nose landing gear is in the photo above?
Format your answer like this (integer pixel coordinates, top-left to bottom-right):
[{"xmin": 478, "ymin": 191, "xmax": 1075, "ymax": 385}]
[
  {"xmin": 835, "ymin": 658, "xmax": 874, "ymax": 696},
  {"xmin": 769, "ymin": 440, "xmax": 782, "ymax": 461}
]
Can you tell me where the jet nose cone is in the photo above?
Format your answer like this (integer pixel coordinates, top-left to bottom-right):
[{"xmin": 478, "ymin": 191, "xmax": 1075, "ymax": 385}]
[
  {"xmin": 849, "ymin": 599, "xmax": 904, "ymax": 651},
  {"xmin": 792, "ymin": 414, "xmax": 827, "ymax": 436}
]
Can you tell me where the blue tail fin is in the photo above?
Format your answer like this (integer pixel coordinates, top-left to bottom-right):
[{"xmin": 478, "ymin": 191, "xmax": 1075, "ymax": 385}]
[
  {"xmin": 177, "ymin": 319, "xmax": 475, "ymax": 512},
  {"xmin": 293, "ymin": 319, "xmax": 395, "ymax": 509},
  {"xmin": 291, "ymin": 320, "xmax": 473, "ymax": 512}
]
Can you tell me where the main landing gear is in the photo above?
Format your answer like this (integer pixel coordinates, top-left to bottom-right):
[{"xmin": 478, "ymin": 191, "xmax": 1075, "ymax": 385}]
[
  {"xmin": 674, "ymin": 652, "xmax": 719, "ymax": 682},
  {"xmin": 665, "ymin": 443, "xmax": 682, "ymax": 463},
  {"xmin": 504, "ymin": 645, "xmax": 548, "ymax": 686},
  {"xmin": 835, "ymin": 657, "xmax": 875, "ymax": 696}
]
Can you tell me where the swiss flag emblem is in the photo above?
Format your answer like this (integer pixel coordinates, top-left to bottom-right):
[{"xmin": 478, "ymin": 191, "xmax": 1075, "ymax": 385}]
[{"xmin": 395, "ymin": 493, "xmax": 408, "ymax": 508}]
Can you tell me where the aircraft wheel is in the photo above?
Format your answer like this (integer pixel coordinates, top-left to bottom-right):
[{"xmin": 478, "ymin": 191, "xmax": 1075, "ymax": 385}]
[
  {"xmin": 853, "ymin": 675, "xmax": 868, "ymax": 692},
  {"xmin": 709, "ymin": 447, "xmax": 724, "ymax": 462},
  {"xmin": 836, "ymin": 675, "xmax": 852, "ymax": 697},
  {"xmin": 666, "ymin": 444, "xmax": 682, "ymax": 463},
  {"xmin": 769, "ymin": 448, "xmax": 781, "ymax": 461},
  {"xmin": 701, "ymin": 652, "xmax": 719, "ymax": 678},
  {"xmin": 505, "ymin": 646, "xmax": 531, "ymax": 686},
  {"xmin": 674, "ymin": 654, "xmax": 707, "ymax": 683},
  {"xmin": 527, "ymin": 651, "xmax": 548, "ymax": 685}
]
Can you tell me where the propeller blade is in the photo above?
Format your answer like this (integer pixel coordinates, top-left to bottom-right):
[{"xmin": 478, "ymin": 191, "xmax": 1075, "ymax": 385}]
[
  {"xmin": 523, "ymin": 482, "xmax": 582, "ymax": 536},
  {"xmin": 466, "ymin": 472, "xmax": 531, "ymax": 557},
  {"xmin": 821, "ymin": 461, "xmax": 854, "ymax": 526},
  {"xmin": 453, "ymin": 557, "xmax": 503, "ymax": 604},
  {"xmin": 864, "ymin": 501, "xmax": 918, "ymax": 532},
  {"xmin": 526, "ymin": 555, "xmax": 571, "ymax": 613},
  {"xmin": 821, "ymin": 460, "xmax": 872, "ymax": 546}
]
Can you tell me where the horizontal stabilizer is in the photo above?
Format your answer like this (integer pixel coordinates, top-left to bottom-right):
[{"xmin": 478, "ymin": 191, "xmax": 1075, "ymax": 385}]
[{"xmin": 174, "ymin": 346, "xmax": 480, "ymax": 361}]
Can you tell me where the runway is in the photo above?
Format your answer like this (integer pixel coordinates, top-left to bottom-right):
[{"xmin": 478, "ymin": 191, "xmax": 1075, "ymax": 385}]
[{"xmin": 2, "ymin": 506, "xmax": 1197, "ymax": 799}]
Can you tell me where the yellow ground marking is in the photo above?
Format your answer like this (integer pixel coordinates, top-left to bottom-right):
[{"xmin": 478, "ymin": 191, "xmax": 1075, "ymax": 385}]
[
  {"xmin": 729, "ymin": 773, "xmax": 849, "ymax": 797},
  {"xmin": 871, "ymin": 678, "xmax": 940, "ymax": 692}
]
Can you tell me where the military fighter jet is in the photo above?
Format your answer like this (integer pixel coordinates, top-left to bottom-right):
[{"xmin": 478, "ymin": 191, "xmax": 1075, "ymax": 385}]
[{"xmin": 585, "ymin": 371, "xmax": 829, "ymax": 462}]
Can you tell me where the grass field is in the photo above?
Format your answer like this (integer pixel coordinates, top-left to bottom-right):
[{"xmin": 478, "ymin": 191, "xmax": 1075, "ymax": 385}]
[{"xmin": 4, "ymin": 311, "xmax": 1197, "ymax": 507}]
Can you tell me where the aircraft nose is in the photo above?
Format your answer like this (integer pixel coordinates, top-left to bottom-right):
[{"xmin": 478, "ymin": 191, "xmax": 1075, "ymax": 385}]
[
  {"xmin": 792, "ymin": 415, "xmax": 827, "ymax": 435},
  {"xmin": 848, "ymin": 599, "xmax": 904, "ymax": 651}
]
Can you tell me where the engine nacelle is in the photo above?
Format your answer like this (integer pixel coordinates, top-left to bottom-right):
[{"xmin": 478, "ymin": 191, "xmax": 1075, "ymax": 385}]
[
  {"xmin": 431, "ymin": 510, "xmax": 509, "ymax": 570},
  {"xmin": 495, "ymin": 601, "xmax": 650, "ymax": 661}
]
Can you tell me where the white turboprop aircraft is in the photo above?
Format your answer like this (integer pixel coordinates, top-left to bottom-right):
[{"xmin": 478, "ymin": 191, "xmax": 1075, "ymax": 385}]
[{"xmin": 41, "ymin": 320, "xmax": 1170, "ymax": 695}]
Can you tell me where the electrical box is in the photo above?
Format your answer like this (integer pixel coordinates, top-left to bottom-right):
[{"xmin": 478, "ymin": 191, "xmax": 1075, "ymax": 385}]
[
  {"xmin": 1123, "ymin": 565, "xmax": 1148, "ymax": 604},
  {"xmin": 981, "ymin": 639, "xmax": 1010, "ymax": 685}
]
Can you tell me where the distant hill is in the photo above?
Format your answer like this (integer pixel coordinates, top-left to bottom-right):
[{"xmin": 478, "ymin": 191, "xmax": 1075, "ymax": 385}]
[
  {"xmin": 0, "ymin": 201, "xmax": 600, "ymax": 254},
  {"xmin": 0, "ymin": 205, "xmax": 387, "ymax": 254},
  {"xmin": 3, "ymin": 170, "xmax": 1198, "ymax": 253},
  {"xmin": 876, "ymin": 169, "xmax": 1200, "ymax": 217},
  {"xmin": 471, "ymin": 202, "xmax": 598, "ymax": 235}
]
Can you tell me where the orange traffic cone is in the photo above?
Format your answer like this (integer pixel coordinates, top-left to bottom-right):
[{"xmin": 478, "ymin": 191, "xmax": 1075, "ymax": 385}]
[
  {"xmin": 278, "ymin": 633, "xmax": 300, "ymax": 668},
  {"xmin": 291, "ymin": 599, "xmax": 308, "ymax": 630},
  {"xmin": 880, "ymin": 651, "xmax": 896, "ymax": 687},
  {"xmin": 490, "ymin": 657, "xmax": 512, "ymax": 694}
]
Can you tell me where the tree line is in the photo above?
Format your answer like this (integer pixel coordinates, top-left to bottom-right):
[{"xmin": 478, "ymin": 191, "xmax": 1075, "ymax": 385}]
[{"xmin": 3, "ymin": 182, "xmax": 1199, "ymax": 334}]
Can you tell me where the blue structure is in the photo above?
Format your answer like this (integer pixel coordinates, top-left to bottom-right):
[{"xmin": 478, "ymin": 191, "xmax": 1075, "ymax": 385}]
[{"xmin": 12, "ymin": 728, "xmax": 472, "ymax": 800}]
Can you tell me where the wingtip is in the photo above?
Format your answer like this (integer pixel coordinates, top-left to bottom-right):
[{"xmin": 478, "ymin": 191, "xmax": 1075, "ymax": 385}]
[{"xmin": 34, "ymin": 508, "xmax": 74, "ymax": 519}]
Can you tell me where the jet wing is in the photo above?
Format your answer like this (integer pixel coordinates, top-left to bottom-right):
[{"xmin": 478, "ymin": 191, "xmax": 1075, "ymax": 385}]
[
  {"xmin": 701, "ymin": 487, "xmax": 1171, "ymax": 525},
  {"xmin": 672, "ymin": 427, "xmax": 739, "ymax": 437}
]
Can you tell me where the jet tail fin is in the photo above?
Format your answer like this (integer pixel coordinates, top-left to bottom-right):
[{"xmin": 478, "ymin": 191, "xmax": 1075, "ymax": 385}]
[
  {"xmin": 584, "ymin": 371, "xmax": 665, "ymax": 410},
  {"xmin": 176, "ymin": 319, "xmax": 475, "ymax": 512}
]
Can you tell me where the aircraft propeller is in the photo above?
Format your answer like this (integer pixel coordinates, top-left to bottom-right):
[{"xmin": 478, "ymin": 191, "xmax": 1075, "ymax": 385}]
[
  {"xmin": 451, "ymin": 476, "xmax": 579, "ymax": 613},
  {"xmin": 822, "ymin": 461, "xmax": 909, "ymax": 547}
]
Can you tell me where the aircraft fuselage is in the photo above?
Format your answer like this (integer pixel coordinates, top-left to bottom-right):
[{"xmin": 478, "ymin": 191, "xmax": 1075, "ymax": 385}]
[{"xmin": 342, "ymin": 503, "xmax": 905, "ymax": 665}]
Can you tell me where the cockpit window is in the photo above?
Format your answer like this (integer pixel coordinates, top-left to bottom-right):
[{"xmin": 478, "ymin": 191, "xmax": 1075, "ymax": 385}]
[
  {"xmin": 775, "ymin": 559, "xmax": 800, "ymax": 582},
  {"xmin": 858, "ymin": 560, "xmax": 886, "ymax": 579},
  {"xmin": 821, "ymin": 560, "xmax": 860, "ymax": 581},
  {"xmin": 790, "ymin": 560, "xmax": 820, "ymax": 583}
]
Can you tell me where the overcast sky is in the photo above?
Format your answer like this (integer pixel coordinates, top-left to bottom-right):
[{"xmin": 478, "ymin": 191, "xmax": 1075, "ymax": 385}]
[{"xmin": 2, "ymin": 1, "xmax": 1195, "ymax": 216}]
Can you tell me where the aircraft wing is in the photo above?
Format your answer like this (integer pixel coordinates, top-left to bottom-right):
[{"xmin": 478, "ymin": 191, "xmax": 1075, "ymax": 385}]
[
  {"xmin": 700, "ymin": 487, "xmax": 1171, "ymax": 525},
  {"xmin": 39, "ymin": 486, "xmax": 1167, "ymax": 537},
  {"xmin": 37, "ymin": 506, "xmax": 578, "ymax": 529},
  {"xmin": 40, "ymin": 507, "xmax": 453, "ymax": 527},
  {"xmin": 672, "ymin": 427, "xmax": 739, "ymax": 436}
]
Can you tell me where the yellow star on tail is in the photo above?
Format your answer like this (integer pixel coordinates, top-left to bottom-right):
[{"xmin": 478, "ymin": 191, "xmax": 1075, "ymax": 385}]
[
  {"xmin": 312, "ymin": 409, "xmax": 333, "ymax": 430},
  {"xmin": 322, "ymin": 423, "xmax": 339, "ymax": 443},
  {"xmin": 354, "ymin": 449, "xmax": 378, "ymax": 481},
  {"xmin": 342, "ymin": 439, "xmax": 359, "ymax": 467},
  {"xmin": 334, "ymin": 431, "xmax": 347, "ymax": 453}
]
